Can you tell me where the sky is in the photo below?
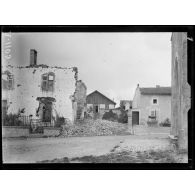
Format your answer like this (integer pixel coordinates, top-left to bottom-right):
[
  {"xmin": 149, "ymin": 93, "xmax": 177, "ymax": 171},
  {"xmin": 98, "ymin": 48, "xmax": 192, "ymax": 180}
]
[{"xmin": 2, "ymin": 32, "xmax": 172, "ymax": 106}]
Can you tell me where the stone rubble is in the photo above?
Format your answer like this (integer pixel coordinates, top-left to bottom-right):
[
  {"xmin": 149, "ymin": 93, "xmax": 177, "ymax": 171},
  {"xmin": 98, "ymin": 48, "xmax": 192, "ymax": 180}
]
[{"xmin": 60, "ymin": 119, "xmax": 131, "ymax": 137}]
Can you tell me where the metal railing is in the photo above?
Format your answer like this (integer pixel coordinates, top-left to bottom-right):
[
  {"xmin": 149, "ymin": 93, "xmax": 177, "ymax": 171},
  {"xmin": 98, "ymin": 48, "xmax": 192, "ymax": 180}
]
[{"xmin": 3, "ymin": 115, "xmax": 55, "ymax": 127}]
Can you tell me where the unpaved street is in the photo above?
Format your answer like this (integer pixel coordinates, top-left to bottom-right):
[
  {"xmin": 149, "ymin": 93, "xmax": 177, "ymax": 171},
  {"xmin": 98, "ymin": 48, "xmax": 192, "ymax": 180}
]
[{"xmin": 3, "ymin": 127, "xmax": 170, "ymax": 163}]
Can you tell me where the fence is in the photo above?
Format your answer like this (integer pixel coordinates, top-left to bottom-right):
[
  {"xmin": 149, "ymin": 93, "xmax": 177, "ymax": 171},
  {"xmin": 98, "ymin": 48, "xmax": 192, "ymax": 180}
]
[
  {"xmin": 3, "ymin": 115, "xmax": 55, "ymax": 127},
  {"xmin": 30, "ymin": 118, "xmax": 55, "ymax": 128}
]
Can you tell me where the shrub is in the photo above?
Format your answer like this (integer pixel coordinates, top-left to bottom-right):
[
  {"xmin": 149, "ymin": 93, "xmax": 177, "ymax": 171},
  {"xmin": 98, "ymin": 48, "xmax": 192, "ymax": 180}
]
[
  {"xmin": 102, "ymin": 110, "xmax": 118, "ymax": 122},
  {"xmin": 147, "ymin": 119, "xmax": 158, "ymax": 126},
  {"xmin": 3, "ymin": 113, "xmax": 22, "ymax": 126},
  {"xmin": 55, "ymin": 115, "xmax": 65, "ymax": 127},
  {"xmin": 102, "ymin": 109, "xmax": 128, "ymax": 124},
  {"xmin": 159, "ymin": 118, "xmax": 171, "ymax": 127},
  {"xmin": 118, "ymin": 109, "xmax": 128, "ymax": 123}
]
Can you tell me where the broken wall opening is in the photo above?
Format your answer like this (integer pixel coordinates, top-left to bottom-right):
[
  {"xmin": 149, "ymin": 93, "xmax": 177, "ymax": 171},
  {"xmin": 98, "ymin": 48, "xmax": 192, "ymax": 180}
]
[{"xmin": 36, "ymin": 97, "xmax": 56, "ymax": 123}]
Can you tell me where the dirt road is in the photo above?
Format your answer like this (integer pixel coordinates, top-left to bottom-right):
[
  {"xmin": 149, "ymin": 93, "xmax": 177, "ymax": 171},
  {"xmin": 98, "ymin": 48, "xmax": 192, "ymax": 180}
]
[{"xmin": 3, "ymin": 128, "xmax": 170, "ymax": 163}]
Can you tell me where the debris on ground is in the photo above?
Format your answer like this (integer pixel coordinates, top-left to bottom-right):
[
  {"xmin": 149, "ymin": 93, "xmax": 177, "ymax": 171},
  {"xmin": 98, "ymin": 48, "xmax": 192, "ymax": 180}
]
[
  {"xmin": 60, "ymin": 119, "xmax": 131, "ymax": 137},
  {"xmin": 37, "ymin": 149, "xmax": 187, "ymax": 163}
]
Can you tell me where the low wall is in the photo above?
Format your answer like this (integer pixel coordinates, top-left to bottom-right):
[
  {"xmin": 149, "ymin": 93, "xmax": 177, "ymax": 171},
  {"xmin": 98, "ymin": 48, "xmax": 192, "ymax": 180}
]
[
  {"xmin": 2, "ymin": 126, "xmax": 30, "ymax": 138},
  {"xmin": 43, "ymin": 127, "xmax": 61, "ymax": 137}
]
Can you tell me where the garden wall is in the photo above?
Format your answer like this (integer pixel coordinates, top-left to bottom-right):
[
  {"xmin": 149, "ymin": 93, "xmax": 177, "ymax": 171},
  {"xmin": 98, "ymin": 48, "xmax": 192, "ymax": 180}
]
[
  {"xmin": 2, "ymin": 126, "xmax": 30, "ymax": 138},
  {"xmin": 43, "ymin": 127, "xmax": 61, "ymax": 137}
]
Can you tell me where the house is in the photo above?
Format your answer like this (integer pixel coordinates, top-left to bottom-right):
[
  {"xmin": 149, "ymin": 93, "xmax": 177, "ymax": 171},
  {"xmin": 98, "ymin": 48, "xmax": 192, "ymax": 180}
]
[
  {"xmin": 170, "ymin": 32, "xmax": 191, "ymax": 150},
  {"xmin": 86, "ymin": 90, "xmax": 116, "ymax": 118},
  {"xmin": 120, "ymin": 100, "xmax": 132, "ymax": 111},
  {"xmin": 2, "ymin": 49, "xmax": 86, "ymax": 126},
  {"xmin": 132, "ymin": 84, "xmax": 171, "ymax": 126}
]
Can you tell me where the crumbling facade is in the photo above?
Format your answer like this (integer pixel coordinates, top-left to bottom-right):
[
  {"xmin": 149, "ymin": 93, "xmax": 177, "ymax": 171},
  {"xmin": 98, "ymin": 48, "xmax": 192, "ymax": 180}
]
[
  {"xmin": 2, "ymin": 49, "xmax": 86, "ymax": 125},
  {"xmin": 71, "ymin": 80, "xmax": 87, "ymax": 121},
  {"xmin": 171, "ymin": 33, "xmax": 191, "ymax": 150}
]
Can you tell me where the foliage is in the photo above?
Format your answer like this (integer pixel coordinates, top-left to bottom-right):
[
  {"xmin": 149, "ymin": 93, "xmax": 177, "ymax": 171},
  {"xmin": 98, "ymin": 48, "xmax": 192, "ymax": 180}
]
[
  {"xmin": 55, "ymin": 115, "xmax": 65, "ymax": 127},
  {"xmin": 159, "ymin": 118, "xmax": 171, "ymax": 127},
  {"xmin": 102, "ymin": 110, "xmax": 118, "ymax": 122},
  {"xmin": 147, "ymin": 119, "xmax": 158, "ymax": 126},
  {"xmin": 2, "ymin": 108, "xmax": 26, "ymax": 126},
  {"xmin": 3, "ymin": 113, "xmax": 22, "ymax": 126},
  {"xmin": 118, "ymin": 109, "xmax": 128, "ymax": 123}
]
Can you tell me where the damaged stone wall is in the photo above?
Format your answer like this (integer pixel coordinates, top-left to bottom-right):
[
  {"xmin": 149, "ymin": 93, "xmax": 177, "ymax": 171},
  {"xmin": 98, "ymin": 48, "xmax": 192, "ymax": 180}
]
[
  {"xmin": 71, "ymin": 80, "xmax": 87, "ymax": 122},
  {"xmin": 171, "ymin": 32, "xmax": 191, "ymax": 150},
  {"xmin": 2, "ymin": 64, "xmax": 77, "ymax": 123}
]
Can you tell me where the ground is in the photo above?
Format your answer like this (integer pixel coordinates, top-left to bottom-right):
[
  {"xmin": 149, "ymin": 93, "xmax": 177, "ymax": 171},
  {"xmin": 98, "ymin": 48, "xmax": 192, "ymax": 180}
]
[{"xmin": 2, "ymin": 126, "xmax": 187, "ymax": 163}]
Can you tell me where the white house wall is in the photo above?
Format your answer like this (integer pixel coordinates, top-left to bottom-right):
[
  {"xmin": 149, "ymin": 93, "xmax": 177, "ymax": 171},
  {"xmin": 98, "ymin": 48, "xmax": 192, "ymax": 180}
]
[
  {"xmin": 132, "ymin": 87, "xmax": 171, "ymax": 125},
  {"xmin": 139, "ymin": 94, "xmax": 171, "ymax": 124},
  {"xmin": 132, "ymin": 87, "xmax": 141, "ymax": 109},
  {"xmin": 2, "ymin": 66, "xmax": 76, "ymax": 122}
]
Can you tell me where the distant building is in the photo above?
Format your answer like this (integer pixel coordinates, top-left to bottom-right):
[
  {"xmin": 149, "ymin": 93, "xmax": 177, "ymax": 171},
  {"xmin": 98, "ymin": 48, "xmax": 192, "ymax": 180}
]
[
  {"xmin": 171, "ymin": 32, "xmax": 190, "ymax": 150},
  {"xmin": 86, "ymin": 90, "xmax": 116, "ymax": 118},
  {"xmin": 120, "ymin": 100, "xmax": 132, "ymax": 110},
  {"xmin": 132, "ymin": 84, "xmax": 171, "ymax": 125}
]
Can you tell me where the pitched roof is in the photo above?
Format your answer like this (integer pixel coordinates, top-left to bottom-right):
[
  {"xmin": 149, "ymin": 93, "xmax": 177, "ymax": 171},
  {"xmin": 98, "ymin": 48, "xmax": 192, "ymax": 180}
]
[
  {"xmin": 140, "ymin": 87, "xmax": 171, "ymax": 95},
  {"xmin": 120, "ymin": 100, "xmax": 132, "ymax": 106},
  {"xmin": 87, "ymin": 90, "xmax": 116, "ymax": 105}
]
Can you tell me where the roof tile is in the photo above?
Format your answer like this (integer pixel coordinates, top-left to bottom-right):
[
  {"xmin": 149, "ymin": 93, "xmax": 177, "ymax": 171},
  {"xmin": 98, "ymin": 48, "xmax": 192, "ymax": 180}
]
[{"xmin": 140, "ymin": 87, "xmax": 171, "ymax": 95}]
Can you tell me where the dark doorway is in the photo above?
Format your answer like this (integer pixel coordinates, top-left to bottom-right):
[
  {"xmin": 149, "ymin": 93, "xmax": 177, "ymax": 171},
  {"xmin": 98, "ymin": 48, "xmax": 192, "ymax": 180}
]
[
  {"xmin": 95, "ymin": 105, "xmax": 99, "ymax": 113},
  {"xmin": 132, "ymin": 111, "xmax": 139, "ymax": 125},
  {"xmin": 36, "ymin": 97, "xmax": 56, "ymax": 123},
  {"xmin": 42, "ymin": 102, "xmax": 52, "ymax": 122}
]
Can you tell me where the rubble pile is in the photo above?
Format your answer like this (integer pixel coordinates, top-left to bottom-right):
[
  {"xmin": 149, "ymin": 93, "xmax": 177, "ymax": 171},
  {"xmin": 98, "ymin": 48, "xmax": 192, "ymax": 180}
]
[{"xmin": 60, "ymin": 119, "xmax": 131, "ymax": 137}]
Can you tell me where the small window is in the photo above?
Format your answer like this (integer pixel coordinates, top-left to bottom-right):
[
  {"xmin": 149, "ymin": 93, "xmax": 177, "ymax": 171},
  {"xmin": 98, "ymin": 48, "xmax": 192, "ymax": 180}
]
[
  {"xmin": 49, "ymin": 75, "xmax": 54, "ymax": 81},
  {"xmin": 100, "ymin": 104, "xmax": 105, "ymax": 109},
  {"xmin": 153, "ymin": 99, "xmax": 157, "ymax": 104},
  {"xmin": 109, "ymin": 104, "xmax": 114, "ymax": 109},
  {"xmin": 41, "ymin": 72, "xmax": 55, "ymax": 92}
]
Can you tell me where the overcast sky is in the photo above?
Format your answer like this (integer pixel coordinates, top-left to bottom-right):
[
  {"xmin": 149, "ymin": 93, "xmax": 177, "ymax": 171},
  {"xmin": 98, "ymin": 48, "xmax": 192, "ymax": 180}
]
[{"xmin": 4, "ymin": 32, "xmax": 171, "ymax": 106}]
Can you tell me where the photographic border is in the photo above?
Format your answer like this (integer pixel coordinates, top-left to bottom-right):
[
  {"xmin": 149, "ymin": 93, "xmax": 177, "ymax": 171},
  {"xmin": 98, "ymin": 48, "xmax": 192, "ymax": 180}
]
[{"xmin": 1, "ymin": 25, "xmax": 194, "ymax": 170}]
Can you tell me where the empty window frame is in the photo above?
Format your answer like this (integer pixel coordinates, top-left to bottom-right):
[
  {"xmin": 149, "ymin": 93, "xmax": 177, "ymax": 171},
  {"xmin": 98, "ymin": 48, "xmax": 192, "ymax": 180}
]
[
  {"xmin": 41, "ymin": 72, "xmax": 55, "ymax": 91},
  {"xmin": 2, "ymin": 71, "xmax": 14, "ymax": 90},
  {"xmin": 109, "ymin": 104, "xmax": 115, "ymax": 109}
]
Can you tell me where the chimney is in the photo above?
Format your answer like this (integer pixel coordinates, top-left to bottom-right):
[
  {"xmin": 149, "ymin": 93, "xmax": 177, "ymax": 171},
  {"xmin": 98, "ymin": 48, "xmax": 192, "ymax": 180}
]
[
  {"xmin": 156, "ymin": 85, "xmax": 160, "ymax": 88},
  {"xmin": 30, "ymin": 49, "xmax": 37, "ymax": 66}
]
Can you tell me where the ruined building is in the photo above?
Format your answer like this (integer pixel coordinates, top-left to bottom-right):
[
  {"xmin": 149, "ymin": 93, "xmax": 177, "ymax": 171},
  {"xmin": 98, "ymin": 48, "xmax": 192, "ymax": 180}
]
[
  {"xmin": 171, "ymin": 33, "xmax": 191, "ymax": 150},
  {"xmin": 2, "ymin": 49, "xmax": 87, "ymax": 126}
]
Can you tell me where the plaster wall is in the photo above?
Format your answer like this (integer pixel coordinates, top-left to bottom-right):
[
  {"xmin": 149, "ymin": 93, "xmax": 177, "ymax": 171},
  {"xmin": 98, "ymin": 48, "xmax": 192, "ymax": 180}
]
[
  {"xmin": 2, "ymin": 66, "xmax": 76, "ymax": 122},
  {"xmin": 171, "ymin": 32, "xmax": 191, "ymax": 150}
]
